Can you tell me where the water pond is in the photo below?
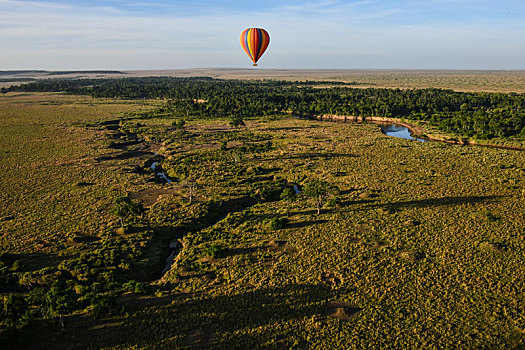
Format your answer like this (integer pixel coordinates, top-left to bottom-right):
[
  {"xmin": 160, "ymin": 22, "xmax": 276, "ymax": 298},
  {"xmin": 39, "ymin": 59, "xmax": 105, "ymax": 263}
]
[{"xmin": 377, "ymin": 123, "xmax": 427, "ymax": 142}]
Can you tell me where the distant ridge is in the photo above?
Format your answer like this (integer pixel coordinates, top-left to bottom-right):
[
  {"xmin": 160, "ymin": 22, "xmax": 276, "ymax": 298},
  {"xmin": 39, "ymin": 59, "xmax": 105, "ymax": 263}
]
[
  {"xmin": 0, "ymin": 70, "xmax": 125, "ymax": 76},
  {"xmin": 0, "ymin": 70, "xmax": 47, "ymax": 76}
]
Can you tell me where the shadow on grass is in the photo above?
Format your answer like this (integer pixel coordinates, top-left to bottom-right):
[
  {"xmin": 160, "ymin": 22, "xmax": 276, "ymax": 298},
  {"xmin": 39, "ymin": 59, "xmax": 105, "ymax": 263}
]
[
  {"xmin": 223, "ymin": 246, "xmax": 261, "ymax": 257},
  {"xmin": 361, "ymin": 195, "xmax": 502, "ymax": 211},
  {"xmin": 95, "ymin": 150, "xmax": 154, "ymax": 162},
  {"xmin": 339, "ymin": 199, "xmax": 377, "ymax": 207},
  {"xmin": 286, "ymin": 219, "xmax": 328, "ymax": 229},
  {"xmin": 266, "ymin": 152, "xmax": 360, "ymax": 161},
  {"xmin": 19, "ymin": 284, "xmax": 347, "ymax": 350},
  {"xmin": 15, "ymin": 252, "xmax": 74, "ymax": 274}
]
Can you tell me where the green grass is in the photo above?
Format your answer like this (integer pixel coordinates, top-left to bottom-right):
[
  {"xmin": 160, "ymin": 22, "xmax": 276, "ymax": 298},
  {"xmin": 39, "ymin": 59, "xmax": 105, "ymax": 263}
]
[{"xmin": 1, "ymin": 93, "xmax": 524, "ymax": 349}]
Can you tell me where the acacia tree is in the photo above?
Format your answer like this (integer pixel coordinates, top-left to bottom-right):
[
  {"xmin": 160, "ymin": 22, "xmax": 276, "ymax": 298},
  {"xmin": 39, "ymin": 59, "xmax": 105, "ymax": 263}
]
[{"xmin": 303, "ymin": 180, "xmax": 338, "ymax": 215}]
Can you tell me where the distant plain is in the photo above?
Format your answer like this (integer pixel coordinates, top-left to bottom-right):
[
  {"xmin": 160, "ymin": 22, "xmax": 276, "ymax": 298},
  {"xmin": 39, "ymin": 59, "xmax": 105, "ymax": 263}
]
[{"xmin": 2, "ymin": 69, "xmax": 525, "ymax": 92}]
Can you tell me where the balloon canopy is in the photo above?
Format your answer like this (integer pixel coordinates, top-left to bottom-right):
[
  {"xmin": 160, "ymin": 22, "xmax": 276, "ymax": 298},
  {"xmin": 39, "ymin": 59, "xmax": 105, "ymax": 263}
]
[{"xmin": 240, "ymin": 28, "xmax": 270, "ymax": 66}]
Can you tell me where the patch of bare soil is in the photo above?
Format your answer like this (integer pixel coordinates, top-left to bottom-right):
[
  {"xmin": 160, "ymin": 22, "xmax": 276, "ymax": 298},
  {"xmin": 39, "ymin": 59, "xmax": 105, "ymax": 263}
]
[
  {"xmin": 324, "ymin": 301, "xmax": 362, "ymax": 321},
  {"xmin": 129, "ymin": 188, "xmax": 178, "ymax": 207},
  {"xmin": 177, "ymin": 142, "xmax": 220, "ymax": 153},
  {"xmin": 367, "ymin": 241, "xmax": 390, "ymax": 249},
  {"xmin": 267, "ymin": 240, "xmax": 288, "ymax": 250},
  {"xmin": 479, "ymin": 242, "xmax": 506, "ymax": 253},
  {"xmin": 353, "ymin": 223, "xmax": 370, "ymax": 233}
]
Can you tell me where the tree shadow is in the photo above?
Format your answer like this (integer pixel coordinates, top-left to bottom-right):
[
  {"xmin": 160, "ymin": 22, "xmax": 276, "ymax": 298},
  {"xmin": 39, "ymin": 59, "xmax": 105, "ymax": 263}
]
[
  {"xmin": 339, "ymin": 188, "xmax": 358, "ymax": 195},
  {"xmin": 339, "ymin": 199, "xmax": 377, "ymax": 207},
  {"xmin": 95, "ymin": 150, "xmax": 154, "ymax": 162},
  {"xmin": 223, "ymin": 246, "xmax": 261, "ymax": 257},
  {"xmin": 285, "ymin": 219, "xmax": 328, "ymax": 229},
  {"xmin": 261, "ymin": 126, "xmax": 307, "ymax": 132},
  {"xmin": 360, "ymin": 195, "xmax": 502, "ymax": 211},
  {"xmin": 266, "ymin": 152, "xmax": 360, "ymax": 161},
  {"xmin": 15, "ymin": 252, "xmax": 74, "ymax": 274}
]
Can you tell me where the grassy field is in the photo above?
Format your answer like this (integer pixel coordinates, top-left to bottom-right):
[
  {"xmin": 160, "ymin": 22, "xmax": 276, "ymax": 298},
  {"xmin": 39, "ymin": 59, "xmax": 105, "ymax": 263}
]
[{"xmin": 1, "ymin": 93, "xmax": 525, "ymax": 348}]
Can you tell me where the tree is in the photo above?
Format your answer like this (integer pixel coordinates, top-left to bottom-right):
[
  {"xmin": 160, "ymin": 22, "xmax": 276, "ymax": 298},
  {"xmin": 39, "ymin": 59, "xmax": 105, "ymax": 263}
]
[
  {"xmin": 181, "ymin": 177, "xmax": 198, "ymax": 204},
  {"xmin": 172, "ymin": 119, "xmax": 186, "ymax": 130},
  {"xmin": 280, "ymin": 187, "xmax": 296, "ymax": 217},
  {"xmin": 230, "ymin": 116, "xmax": 245, "ymax": 128},
  {"xmin": 303, "ymin": 180, "xmax": 338, "ymax": 215},
  {"xmin": 111, "ymin": 196, "xmax": 144, "ymax": 228}
]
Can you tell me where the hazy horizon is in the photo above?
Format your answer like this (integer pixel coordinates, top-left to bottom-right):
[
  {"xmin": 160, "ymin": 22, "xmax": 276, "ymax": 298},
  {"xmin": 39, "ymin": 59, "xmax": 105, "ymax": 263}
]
[{"xmin": 1, "ymin": 0, "xmax": 524, "ymax": 70}]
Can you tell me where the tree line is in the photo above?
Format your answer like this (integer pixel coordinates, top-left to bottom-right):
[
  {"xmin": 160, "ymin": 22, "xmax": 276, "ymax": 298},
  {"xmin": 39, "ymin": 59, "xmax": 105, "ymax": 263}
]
[{"xmin": 4, "ymin": 77, "xmax": 525, "ymax": 139}]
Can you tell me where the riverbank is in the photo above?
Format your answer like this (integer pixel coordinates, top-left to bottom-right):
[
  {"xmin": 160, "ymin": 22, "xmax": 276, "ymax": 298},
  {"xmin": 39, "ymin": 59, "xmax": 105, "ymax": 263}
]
[{"xmin": 314, "ymin": 114, "xmax": 525, "ymax": 151}]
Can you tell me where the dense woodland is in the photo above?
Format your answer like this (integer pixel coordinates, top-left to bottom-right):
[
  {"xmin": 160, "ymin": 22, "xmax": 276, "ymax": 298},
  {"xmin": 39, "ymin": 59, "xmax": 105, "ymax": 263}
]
[{"xmin": 5, "ymin": 77, "xmax": 525, "ymax": 139}]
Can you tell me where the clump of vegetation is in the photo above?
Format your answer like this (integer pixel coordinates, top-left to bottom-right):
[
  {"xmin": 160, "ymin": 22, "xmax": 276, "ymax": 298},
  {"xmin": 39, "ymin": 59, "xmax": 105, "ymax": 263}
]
[
  {"xmin": 204, "ymin": 244, "xmax": 226, "ymax": 259},
  {"xmin": 0, "ymin": 294, "xmax": 31, "ymax": 334},
  {"xmin": 122, "ymin": 280, "xmax": 147, "ymax": 294},
  {"xmin": 230, "ymin": 116, "xmax": 245, "ymax": 128},
  {"xmin": 171, "ymin": 118, "xmax": 186, "ymax": 130},
  {"xmin": 303, "ymin": 180, "xmax": 339, "ymax": 214},
  {"xmin": 111, "ymin": 196, "xmax": 144, "ymax": 228},
  {"xmin": 269, "ymin": 217, "xmax": 289, "ymax": 230}
]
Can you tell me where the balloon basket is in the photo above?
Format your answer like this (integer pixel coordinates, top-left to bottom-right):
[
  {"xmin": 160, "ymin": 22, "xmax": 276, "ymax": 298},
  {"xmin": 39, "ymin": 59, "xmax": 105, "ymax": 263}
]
[{"xmin": 253, "ymin": 64, "xmax": 258, "ymax": 67}]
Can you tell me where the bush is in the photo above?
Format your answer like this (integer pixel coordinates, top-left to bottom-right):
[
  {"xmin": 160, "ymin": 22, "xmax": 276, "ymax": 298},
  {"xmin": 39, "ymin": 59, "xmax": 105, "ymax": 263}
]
[
  {"xmin": 122, "ymin": 280, "xmax": 147, "ymax": 294},
  {"xmin": 269, "ymin": 217, "xmax": 289, "ymax": 230},
  {"xmin": 204, "ymin": 244, "xmax": 226, "ymax": 259},
  {"xmin": 85, "ymin": 293, "xmax": 115, "ymax": 317},
  {"xmin": 1, "ymin": 294, "xmax": 31, "ymax": 330}
]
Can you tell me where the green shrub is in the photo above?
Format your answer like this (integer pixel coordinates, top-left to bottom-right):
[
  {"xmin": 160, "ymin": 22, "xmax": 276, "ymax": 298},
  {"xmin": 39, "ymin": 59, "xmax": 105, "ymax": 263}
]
[
  {"xmin": 204, "ymin": 244, "xmax": 226, "ymax": 259},
  {"xmin": 1, "ymin": 294, "xmax": 31, "ymax": 330},
  {"xmin": 122, "ymin": 280, "xmax": 147, "ymax": 294},
  {"xmin": 269, "ymin": 217, "xmax": 289, "ymax": 230}
]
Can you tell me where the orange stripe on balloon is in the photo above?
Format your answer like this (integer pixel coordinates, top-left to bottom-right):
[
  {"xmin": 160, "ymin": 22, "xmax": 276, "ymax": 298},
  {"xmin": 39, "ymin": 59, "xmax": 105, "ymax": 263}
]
[{"xmin": 240, "ymin": 29, "xmax": 253, "ymax": 61}]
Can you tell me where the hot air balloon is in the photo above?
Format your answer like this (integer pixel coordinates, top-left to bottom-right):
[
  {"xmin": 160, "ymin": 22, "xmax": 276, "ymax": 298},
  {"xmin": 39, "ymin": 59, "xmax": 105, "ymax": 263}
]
[{"xmin": 240, "ymin": 28, "xmax": 270, "ymax": 66}]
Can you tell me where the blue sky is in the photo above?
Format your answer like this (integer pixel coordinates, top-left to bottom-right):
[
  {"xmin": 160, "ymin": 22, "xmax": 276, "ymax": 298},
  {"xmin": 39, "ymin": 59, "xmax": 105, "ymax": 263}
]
[{"xmin": 1, "ymin": 0, "xmax": 524, "ymax": 70}]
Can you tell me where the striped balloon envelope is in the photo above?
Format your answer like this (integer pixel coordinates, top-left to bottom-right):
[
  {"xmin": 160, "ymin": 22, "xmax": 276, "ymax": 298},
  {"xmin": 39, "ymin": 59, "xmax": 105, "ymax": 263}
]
[{"xmin": 240, "ymin": 28, "xmax": 270, "ymax": 66}]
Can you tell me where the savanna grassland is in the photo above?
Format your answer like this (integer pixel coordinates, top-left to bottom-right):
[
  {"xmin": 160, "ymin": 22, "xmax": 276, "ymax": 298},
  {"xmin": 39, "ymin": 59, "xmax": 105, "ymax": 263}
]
[{"xmin": 1, "ymin": 82, "xmax": 525, "ymax": 349}]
